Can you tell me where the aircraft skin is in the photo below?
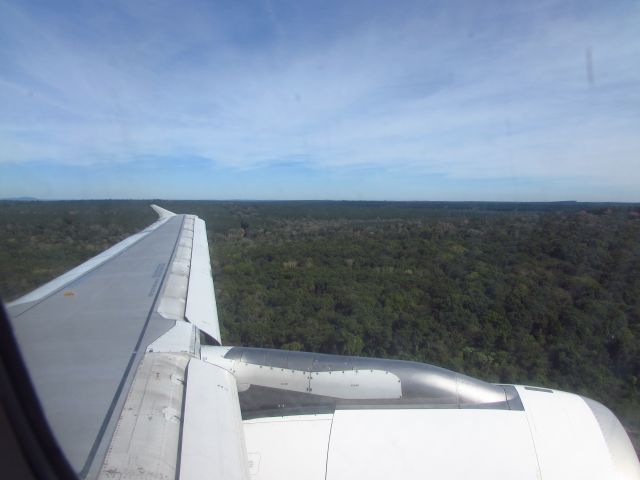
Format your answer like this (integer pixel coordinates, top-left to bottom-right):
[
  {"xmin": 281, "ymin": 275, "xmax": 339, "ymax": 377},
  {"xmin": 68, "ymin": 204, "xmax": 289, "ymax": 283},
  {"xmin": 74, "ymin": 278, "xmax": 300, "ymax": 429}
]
[{"xmin": 4, "ymin": 206, "xmax": 640, "ymax": 479}]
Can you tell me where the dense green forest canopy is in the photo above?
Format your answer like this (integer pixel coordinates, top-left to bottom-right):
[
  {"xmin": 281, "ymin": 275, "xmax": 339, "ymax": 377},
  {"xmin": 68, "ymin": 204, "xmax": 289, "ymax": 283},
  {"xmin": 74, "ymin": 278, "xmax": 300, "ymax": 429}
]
[{"xmin": 1, "ymin": 199, "xmax": 639, "ymax": 452}]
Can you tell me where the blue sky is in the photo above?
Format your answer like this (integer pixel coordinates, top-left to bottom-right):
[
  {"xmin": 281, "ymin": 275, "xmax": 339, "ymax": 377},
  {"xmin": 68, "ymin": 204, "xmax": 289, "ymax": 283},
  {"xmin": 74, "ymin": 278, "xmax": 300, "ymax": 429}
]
[{"xmin": 0, "ymin": 0, "xmax": 638, "ymax": 201}]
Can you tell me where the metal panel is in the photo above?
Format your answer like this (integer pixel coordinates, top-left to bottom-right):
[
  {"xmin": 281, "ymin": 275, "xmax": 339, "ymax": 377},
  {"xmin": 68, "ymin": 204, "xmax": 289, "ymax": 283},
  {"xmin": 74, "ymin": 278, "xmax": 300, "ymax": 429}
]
[
  {"xmin": 284, "ymin": 350, "xmax": 315, "ymax": 371},
  {"xmin": 241, "ymin": 349, "xmax": 267, "ymax": 366},
  {"xmin": 581, "ymin": 396, "xmax": 640, "ymax": 480},
  {"xmin": 326, "ymin": 409, "xmax": 540, "ymax": 480},
  {"xmin": 185, "ymin": 218, "xmax": 221, "ymax": 343},
  {"xmin": 98, "ymin": 353, "xmax": 189, "ymax": 480},
  {"xmin": 502, "ymin": 384, "xmax": 525, "ymax": 410},
  {"xmin": 233, "ymin": 363, "xmax": 311, "ymax": 395},
  {"xmin": 223, "ymin": 347, "xmax": 516, "ymax": 417},
  {"xmin": 200, "ymin": 345, "xmax": 233, "ymax": 363},
  {"xmin": 311, "ymin": 370, "xmax": 401, "ymax": 399},
  {"xmin": 146, "ymin": 321, "xmax": 199, "ymax": 355},
  {"xmin": 517, "ymin": 386, "xmax": 617, "ymax": 480},
  {"xmin": 456, "ymin": 374, "xmax": 507, "ymax": 406},
  {"xmin": 227, "ymin": 362, "xmax": 402, "ymax": 400},
  {"xmin": 179, "ymin": 359, "xmax": 249, "ymax": 480},
  {"xmin": 243, "ymin": 415, "xmax": 333, "ymax": 480}
]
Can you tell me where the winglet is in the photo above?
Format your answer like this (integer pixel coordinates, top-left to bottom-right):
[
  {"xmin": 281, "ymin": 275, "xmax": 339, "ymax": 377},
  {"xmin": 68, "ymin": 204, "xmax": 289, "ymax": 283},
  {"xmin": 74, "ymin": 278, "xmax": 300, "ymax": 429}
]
[{"xmin": 151, "ymin": 204, "xmax": 176, "ymax": 219}]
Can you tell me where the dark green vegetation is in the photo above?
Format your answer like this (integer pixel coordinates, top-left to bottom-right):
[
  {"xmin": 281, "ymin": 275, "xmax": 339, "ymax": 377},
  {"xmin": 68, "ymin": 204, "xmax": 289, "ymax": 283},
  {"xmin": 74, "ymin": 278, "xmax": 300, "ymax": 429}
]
[{"xmin": 1, "ymin": 200, "xmax": 639, "ymax": 451}]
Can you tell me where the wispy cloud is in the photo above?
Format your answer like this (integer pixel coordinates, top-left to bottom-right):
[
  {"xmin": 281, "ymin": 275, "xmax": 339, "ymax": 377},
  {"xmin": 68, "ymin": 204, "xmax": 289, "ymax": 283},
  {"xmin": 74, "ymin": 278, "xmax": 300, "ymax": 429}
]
[{"xmin": 0, "ymin": 0, "xmax": 638, "ymax": 199}]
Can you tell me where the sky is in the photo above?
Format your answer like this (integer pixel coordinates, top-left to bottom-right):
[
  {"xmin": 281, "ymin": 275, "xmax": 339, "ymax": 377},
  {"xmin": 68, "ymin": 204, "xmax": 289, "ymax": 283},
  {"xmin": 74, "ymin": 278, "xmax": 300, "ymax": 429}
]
[{"xmin": 0, "ymin": 0, "xmax": 638, "ymax": 201}]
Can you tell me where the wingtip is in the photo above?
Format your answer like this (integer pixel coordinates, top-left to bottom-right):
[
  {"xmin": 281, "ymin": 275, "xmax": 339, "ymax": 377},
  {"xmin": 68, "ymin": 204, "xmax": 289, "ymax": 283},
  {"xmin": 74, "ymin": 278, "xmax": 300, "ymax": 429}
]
[{"xmin": 151, "ymin": 204, "xmax": 176, "ymax": 219}]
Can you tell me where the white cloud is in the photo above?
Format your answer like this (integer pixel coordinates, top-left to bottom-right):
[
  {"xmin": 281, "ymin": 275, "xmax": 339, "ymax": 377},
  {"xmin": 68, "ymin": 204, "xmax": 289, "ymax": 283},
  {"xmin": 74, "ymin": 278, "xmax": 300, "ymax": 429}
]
[{"xmin": 0, "ymin": 0, "xmax": 639, "ymax": 198}]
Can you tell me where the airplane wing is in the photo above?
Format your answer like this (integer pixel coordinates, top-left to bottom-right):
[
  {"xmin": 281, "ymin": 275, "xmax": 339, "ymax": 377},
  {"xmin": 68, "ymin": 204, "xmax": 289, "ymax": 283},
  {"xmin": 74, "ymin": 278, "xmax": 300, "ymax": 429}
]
[
  {"xmin": 3, "ymin": 205, "xmax": 639, "ymax": 480},
  {"xmin": 5, "ymin": 205, "xmax": 244, "ymax": 479}
]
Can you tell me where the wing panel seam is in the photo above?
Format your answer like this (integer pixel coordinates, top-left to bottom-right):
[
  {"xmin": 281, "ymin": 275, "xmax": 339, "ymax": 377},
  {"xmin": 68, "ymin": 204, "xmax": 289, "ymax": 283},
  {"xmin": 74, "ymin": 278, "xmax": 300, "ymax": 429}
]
[{"xmin": 323, "ymin": 413, "xmax": 335, "ymax": 480}]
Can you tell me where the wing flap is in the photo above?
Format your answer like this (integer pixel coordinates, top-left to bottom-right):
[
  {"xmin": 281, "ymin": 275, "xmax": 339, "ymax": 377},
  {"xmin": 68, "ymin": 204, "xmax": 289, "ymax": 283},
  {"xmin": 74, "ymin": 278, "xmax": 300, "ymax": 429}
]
[
  {"xmin": 179, "ymin": 359, "xmax": 249, "ymax": 480},
  {"xmin": 98, "ymin": 353, "xmax": 189, "ymax": 480}
]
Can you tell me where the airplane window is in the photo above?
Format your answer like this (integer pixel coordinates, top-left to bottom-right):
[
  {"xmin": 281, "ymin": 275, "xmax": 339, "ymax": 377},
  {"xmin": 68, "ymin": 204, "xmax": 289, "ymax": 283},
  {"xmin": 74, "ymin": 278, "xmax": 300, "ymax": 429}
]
[{"xmin": 0, "ymin": 1, "xmax": 638, "ymax": 478}]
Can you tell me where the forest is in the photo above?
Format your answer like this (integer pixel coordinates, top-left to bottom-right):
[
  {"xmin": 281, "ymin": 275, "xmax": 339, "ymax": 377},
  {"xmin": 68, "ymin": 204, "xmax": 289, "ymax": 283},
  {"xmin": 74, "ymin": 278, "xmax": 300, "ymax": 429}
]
[{"xmin": 1, "ymin": 199, "xmax": 639, "ymax": 452}]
